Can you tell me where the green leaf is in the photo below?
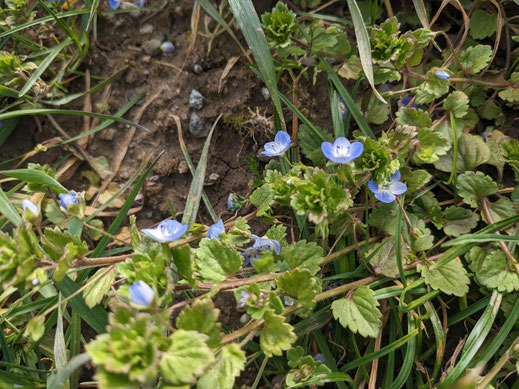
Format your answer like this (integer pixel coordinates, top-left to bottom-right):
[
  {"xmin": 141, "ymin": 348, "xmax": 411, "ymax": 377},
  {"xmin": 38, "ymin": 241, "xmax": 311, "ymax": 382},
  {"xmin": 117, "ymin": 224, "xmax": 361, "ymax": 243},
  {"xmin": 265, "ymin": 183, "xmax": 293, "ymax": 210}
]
[
  {"xmin": 260, "ymin": 309, "xmax": 297, "ymax": 356},
  {"xmin": 459, "ymin": 45, "xmax": 492, "ymax": 75},
  {"xmin": 443, "ymin": 206, "xmax": 480, "ymax": 237},
  {"xmin": 406, "ymin": 215, "xmax": 434, "ymax": 252},
  {"xmin": 331, "ymin": 286, "xmax": 381, "ymax": 338},
  {"xmin": 435, "ymin": 133, "xmax": 490, "ymax": 173},
  {"xmin": 299, "ymin": 124, "xmax": 334, "ymax": 166},
  {"xmin": 469, "ymin": 10, "xmax": 497, "ymax": 40},
  {"xmin": 404, "ymin": 168, "xmax": 432, "ymax": 193},
  {"xmin": 172, "ymin": 244, "xmax": 196, "ymax": 287},
  {"xmin": 261, "ymin": 1, "xmax": 297, "ymax": 48},
  {"xmin": 415, "ymin": 76, "xmax": 450, "ymax": 104},
  {"xmin": 370, "ymin": 201, "xmax": 399, "ymax": 235},
  {"xmin": 226, "ymin": 217, "xmax": 251, "ymax": 247},
  {"xmin": 366, "ymin": 93, "xmax": 390, "ymax": 124},
  {"xmin": 477, "ymin": 99, "xmax": 502, "ymax": 120},
  {"xmin": 0, "ymin": 186, "xmax": 22, "ymax": 226},
  {"xmin": 82, "ymin": 266, "xmax": 116, "ymax": 308},
  {"xmin": 387, "ymin": 125, "xmax": 417, "ymax": 157},
  {"xmin": 228, "ymin": 0, "xmax": 285, "ymax": 129},
  {"xmin": 54, "ymin": 296, "xmax": 68, "ymax": 371},
  {"xmin": 415, "ymin": 128, "xmax": 450, "ymax": 163},
  {"xmin": 276, "ymin": 268, "xmax": 318, "ymax": 309},
  {"xmin": 195, "ymin": 239, "xmax": 242, "ymax": 282},
  {"xmin": 160, "ymin": 330, "xmax": 214, "ymax": 385},
  {"xmin": 0, "ymin": 168, "xmax": 67, "ymax": 193},
  {"xmin": 418, "ymin": 259, "xmax": 469, "ymax": 297},
  {"xmin": 282, "ymin": 240, "xmax": 324, "ymax": 275},
  {"xmin": 471, "ymin": 250, "xmax": 519, "ymax": 293},
  {"xmin": 48, "ymin": 353, "xmax": 91, "ymax": 389},
  {"xmin": 197, "ymin": 344, "xmax": 246, "ymax": 389},
  {"xmin": 370, "ymin": 237, "xmax": 407, "ymax": 277},
  {"xmin": 498, "ymin": 73, "xmax": 519, "ymax": 102},
  {"xmin": 250, "ymin": 185, "xmax": 275, "ymax": 216},
  {"xmin": 456, "ymin": 171, "xmax": 498, "ymax": 208},
  {"xmin": 265, "ymin": 224, "xmax": 287, "ymax": 247},
  {"xmin": 27, "ymin": 315, "xmax": 45, "ymax": 342},
  {"xmin": 346, "ymin": 0, "xmax": 386, "ymax": 103},
  {"xmin": 443, "ymin": 91, "xmax": 469, "ymax": 118},
  {"xmin": 176, "ymin": 299, "xmax": 223, "ymax": 349},
  {"xmin": 396, "ymin": 107, "xmax": 432, "ymax": 128},
  {"xmin": 484, "ymin": 197, "xmax": 516, "ymax": 224}
]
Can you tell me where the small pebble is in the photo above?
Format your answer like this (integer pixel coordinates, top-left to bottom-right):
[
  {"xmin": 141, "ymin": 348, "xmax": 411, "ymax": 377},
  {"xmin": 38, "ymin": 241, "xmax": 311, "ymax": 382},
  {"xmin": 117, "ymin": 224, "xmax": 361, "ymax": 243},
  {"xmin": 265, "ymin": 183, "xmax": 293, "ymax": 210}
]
[
  {"xmin": 145, "ymin": 210, "xmax": 153, "ymax": 218},
  {"xmin": 178, "ymin": 160, "xmax": 189, "ymax": 174},
  {"xmin": 139, "ymin": 24, "xmax": 153, "ymax": 34},
  {"xmin": 141, "ymin": 55, "xmax": 151, "ymax": 63},
  {"xmin": 120, "ymin": 171, "xmax": 130, "ymax": 180},
  {"xmin": 261, "ymin": 87, "xmax": 270, "ymax": 101},
  {"xmin": 142, "ymin": 38, "xmax": 162, "ymax": 55},
  {"xmin": 189, "ymin": 112, "xmax": 210, "ymax": 138},
  {"xmin": 193, "ymin": 64, "xmax": 203, "ymax": 74},
  {"xmin": 149, "ymin": 175, "xmax": 160, "ymax": 182},
  {"xmin": 209, "ymin": 173, "xmax": 219, "ymax": 181},
  {"xmin": 189, "ymin": 89, "xmax": 206, "ymax": 110}
]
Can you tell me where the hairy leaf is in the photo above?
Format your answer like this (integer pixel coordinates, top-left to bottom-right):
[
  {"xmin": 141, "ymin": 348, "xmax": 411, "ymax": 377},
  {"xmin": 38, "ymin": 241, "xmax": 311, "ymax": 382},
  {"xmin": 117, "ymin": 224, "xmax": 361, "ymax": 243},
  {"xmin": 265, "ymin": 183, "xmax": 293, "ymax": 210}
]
[{"xmin": 418, "ymin": 259, "xmax": 470, "ymax": 297}]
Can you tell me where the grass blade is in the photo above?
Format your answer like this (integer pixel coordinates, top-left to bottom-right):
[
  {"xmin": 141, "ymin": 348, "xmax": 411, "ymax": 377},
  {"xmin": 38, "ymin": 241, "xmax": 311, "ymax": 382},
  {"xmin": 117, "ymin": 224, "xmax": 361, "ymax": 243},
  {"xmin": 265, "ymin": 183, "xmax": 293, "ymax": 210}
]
[
  {"xmin": 18, "ymin": 38, "xmax": 72, "ymax": 98},
  {"xmin": 345, "ymin": 0, "xmax": 386, "ymax": 104},
  {"xmin": 313, "ymin": 330, "xmax": 347, "ymax": 389},
  {"xmin": 54, "ymin": 295, "xmax": 68, "ymax": 371},
  {"xmin": 0, "ymin": 118, "xmax": 20, "ymax": 148},
  {"xmin": 228, "ymin": 0, "xmax": 286, "ymax": 130},
  {"xmin": 0, "ymin": 108, "xmax": 148, "ymax": 132},
  {"xmin": 0, "ymin": 168, "xmax": 67, "ymax": 192},
  {"xmin": 47, "ymin": 353, "xmax": 91, "ymax": 389},
  {"xmin": 0, "ymin": 186, "xmax": 22, "ymax": 226},
  {"xmin": 181, "ymin": 116, "xmax": 219, "ymax": 224},
  {"xmin": 442, "ymin": 233, "xmax": 519, "ymax": 247}
]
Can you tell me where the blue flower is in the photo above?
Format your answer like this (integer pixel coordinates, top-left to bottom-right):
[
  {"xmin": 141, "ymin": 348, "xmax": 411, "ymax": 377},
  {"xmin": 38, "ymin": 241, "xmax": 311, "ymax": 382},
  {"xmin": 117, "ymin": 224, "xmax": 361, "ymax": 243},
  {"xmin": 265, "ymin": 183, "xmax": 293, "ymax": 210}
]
[
  {"xmin": 436, "ymin": 69, "xmax": 450, "ymax": 80},
  {"xmin": 135, "ymin": 0, "xmax": 145, "ymax": 7},
  {"xmin": 242, "ymin": 236, "xmax": 281, "ymax": 266},
  {"xmin": 129, "ymin": 281, "xmax": 154, "ymax": 306},
  {"xmin": 239, "ymin": 290, "xmax": 249, "ymax": 307},
  {"xmin": 227, "ymin": 193, "xmax": 240, "ymax": 211},
  {"xmin": 397, "ymin": 96, "xmax": 419, "ymax": 109},
  {"xmin": 368, "ymin": 170, "xmax": 407, "ymax": 203},
  {"xmin": 58, "ymin": 191, "xmax": 79, "ymax": 210},
  {"xmin": 261, "ymin": 131, "xmax": 292, "ymax": 157},
  {"xmin": 141, "ymin": 220, "xmax": 188, "ymax": 242},
  {"xmin": 109, "ymin": 0, "xmax": 121, "ymax": 10},
  {"xmin": 22, "ymin": 199, "xmax": 39, "ymax": 216},
  {"xmin": 314, "ymin": 353, "xmax": 327, "ymax": 366},
  {"xmin": 207, "ymin": 219, "xmax": 225, "ymax": 240},
  {"xmin": 160, "ymin": 41, "xmax": 175, "ymax": 53},
  {"xmin": 321, "ymin": 137, "xmax": 363, "ymax": 164},
  {"xmin": 338, "ymin": 96, "xmax": 348, "ymax": 119},
  {"xmin": 284, "ymin": 296, "xmax": 294, "ymax": 306}
]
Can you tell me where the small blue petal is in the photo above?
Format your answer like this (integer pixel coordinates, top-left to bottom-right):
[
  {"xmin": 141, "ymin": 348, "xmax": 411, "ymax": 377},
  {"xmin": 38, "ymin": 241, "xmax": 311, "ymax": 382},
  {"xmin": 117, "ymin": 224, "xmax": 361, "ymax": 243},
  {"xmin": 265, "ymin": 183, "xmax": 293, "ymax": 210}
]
[
  {"xmin": 109, "ymin": 0, "xmax": 121, "ymax": 10},
  {"xmin": 436, "ymin": 70, "xmax": 450, "ymax": 80},
  {"xmin": 339, "ymin": 96, "xmax": 348, "ymax": 119},
  {"xmin": 314, "ymin": 354, "xmax": 327, "ymax": 365},
  {"xmin": 227, "ymin": 193, "xmax": 240, "ymax": 211},
  {"xmin": 160, "ymin": 41, "xmax": 175, "ymax": 53},
  {"xmin": 58, "ymin": 192, "xmax": 79, "ymax": 210},
  {"xmin": 321, "ymin": 142, "xmax": 335, "ymax": 161},
  {"xmin": 207, "ymin": 219, "xmax": 225, "ymax": 240},
  {"xmin": 390, "ymin": 170, "xmax": 401, "ymax": 182},
  {"xmin": 129, "ymin": 281, "xmax": 154, "ymax": 306},
  {"xmin": 375, "ymin": 190, "xmax": 396, "ymax": 203},
  {"xmin": 141, "ymin": 219, "xmax": 188, "ymax": 242},
  {"xmin": 389, "ymin": 181, "xmax": 407, "ymax": 195},
  {"xmin": 135, "ymin": 0, "xmax": 145, "ymax": 7},
  {"xmin": 22, "ymin": 199, "xmax": 39, "ymax": 216},
  {"xmin": 397, "ymin": 96, "xmax": 419, "ymax": 109},
  {"xmin": 368, "ymin": 180, "xmax": 379, "ymax": 194},
  {"xmin": 348, "ymin": 142, "xmax": 364, "ymax": 160},
  {"xmin": 261, "ymin": 131, "xmax": 291, "ymax": 157},
  {"xmin": 284, "ymin": 296, "xmax": 294, "ymax": 306},
  {"xmin": 253, "ymin": 237, "xmax": 281, "ymax": 255}
]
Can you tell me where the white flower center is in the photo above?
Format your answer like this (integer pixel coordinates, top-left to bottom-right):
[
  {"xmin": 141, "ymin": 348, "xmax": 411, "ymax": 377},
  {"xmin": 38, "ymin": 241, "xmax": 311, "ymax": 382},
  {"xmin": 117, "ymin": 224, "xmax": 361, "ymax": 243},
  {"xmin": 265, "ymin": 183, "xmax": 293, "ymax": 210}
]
[{"xmin": 334, "ymin": 144, "xmax": 350, "ymax": 158}]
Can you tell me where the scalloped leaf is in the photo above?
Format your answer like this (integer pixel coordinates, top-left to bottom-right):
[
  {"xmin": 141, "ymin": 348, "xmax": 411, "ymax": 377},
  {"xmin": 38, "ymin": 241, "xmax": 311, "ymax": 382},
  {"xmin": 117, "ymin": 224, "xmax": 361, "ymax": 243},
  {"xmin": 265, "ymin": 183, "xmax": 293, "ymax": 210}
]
[
  {"xmin": 197, "ymin": 344, "xmax": 246, "ymax": 389},
  {"xmin": 260, "ymin": 310, "xmax": 297, "ymax": 356},
  {"xmin": 418, "ymin": 258, "xmax": 470, "ymax": 297},
  {"xmin": 276, "ymin": 268, "xmax": 318, "ymax": 309}
]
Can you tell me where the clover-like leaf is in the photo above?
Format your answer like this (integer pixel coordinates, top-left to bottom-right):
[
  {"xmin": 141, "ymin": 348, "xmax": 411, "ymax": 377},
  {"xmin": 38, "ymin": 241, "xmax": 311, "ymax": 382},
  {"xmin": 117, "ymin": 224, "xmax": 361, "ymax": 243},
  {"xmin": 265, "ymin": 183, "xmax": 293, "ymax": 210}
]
[
  {"xmin": 459, "ymin": 45, "xmax": 492, "ymax": 75},
  {"xmin": 470, "ymin": 9, "xmax": 497, "ymax": 40},
  {"xmin": 276, "ymin": 268, "xmax": 318, "ymax": 308},
  {"xmin": 331, "ymin": 286, "xmax": 381, "ymax": 338},
  {"xmin": 443, "ymin": 206, "xmax": 480, "ymax": 237},
  {"xmin": 418, "ymin": 259, "xmax": 470, "ymax": 297},
  {"xmin": 250, "ymin": 185, "xmax": 275, "ymax": 217},
  {"xmin": 176, "ymin": 299, "xmax": 223, "ymax": 349},
  {"xmin": 282, "ymin": 240, "xmax": 324, "ymax": 275},
  {"xmin": 435, "ymin": 133, "xmax": 490, "ymax": 173},
  {"xmin": 456, "ymin": 171, "xmax": 498, "ymax": 208},
  {"xmin": 443, "ymin": 91, "xmax": 469, "ymax": 118},
  {"xmin": 195, "ymin": 239, "xmax": 242, "ymax": 282},
  {"xmin": 414, "ymin": 128, "xmax": 451, "ymax": 164},
  {"xmin": 160, "ymin": 330, "xmax": 214, "ymax": 385},
  {"xmin": 471, "ymin": 250, "xmax": 519, "ymax": 293},
  {"xmin": 197, "ymin": 344, "xmax": 246, "ymax": 389},
  {"xmin": 260, "ymin": 310, "xmax": 297, "ymax": 356}
]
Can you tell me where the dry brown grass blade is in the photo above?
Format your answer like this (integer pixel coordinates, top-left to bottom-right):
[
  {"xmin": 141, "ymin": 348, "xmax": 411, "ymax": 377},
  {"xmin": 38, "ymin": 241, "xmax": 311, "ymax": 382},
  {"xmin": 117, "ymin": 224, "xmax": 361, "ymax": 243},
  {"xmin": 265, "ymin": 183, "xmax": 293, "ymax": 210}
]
[
  {"xmin": 78, "ymin": 69, "xmax": 92, "ymax": 148},
  {"xmin": 218, "ymin": 55, "xmax": 240, "ymax": 93},
  {"xmin": 186, "ymin": 1, "xmax": 201, "ymax": 59}
]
